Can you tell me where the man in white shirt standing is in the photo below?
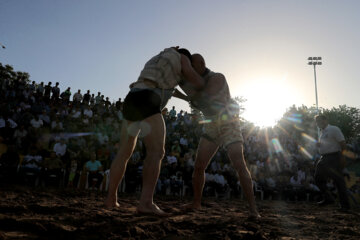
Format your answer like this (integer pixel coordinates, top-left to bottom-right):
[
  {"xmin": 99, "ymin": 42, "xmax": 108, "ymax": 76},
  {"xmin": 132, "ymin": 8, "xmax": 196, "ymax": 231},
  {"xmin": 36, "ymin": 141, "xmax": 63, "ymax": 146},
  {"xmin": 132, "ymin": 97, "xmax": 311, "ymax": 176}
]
[{"xmin": 315, "ymin": 115, "xmax": 350, "ymax": 211}]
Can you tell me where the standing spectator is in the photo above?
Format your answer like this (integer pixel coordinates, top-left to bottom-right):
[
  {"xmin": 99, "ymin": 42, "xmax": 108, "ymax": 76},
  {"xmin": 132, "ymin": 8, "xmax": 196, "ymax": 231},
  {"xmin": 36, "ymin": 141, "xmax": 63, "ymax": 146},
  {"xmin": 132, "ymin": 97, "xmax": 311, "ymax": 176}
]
[
  {"xmin": 169, "ymin": 106, "xmax": 176, "ymax": 119},
  {"xmin": 60, "ymin": 87, "xmax": 71, "ymax": 104},
  {"xmin": 314, "ymin": 114, "xmax": 350, "ymax": 211},
  {"xmin": 29, "ymin": 81, "xmax": 36, "ymax": 93},
  {"xmin": 73, "ymin": 89, "xmax": 83, "ymax": 105},
  {"xmin": 115, "ymin": 98, "xmax": 122, "ymax": 110},
  {"xmin": 83, "ymin": 90, "xmax": 91, "ymax": 105},
  {"xmin": 95, "ymin": 92, "xmax": 102, "ymax": 105},
  {"xmin": 90, "ymin": 93, "xmax": 95, "ymax": 106},
  {"xmin": 104, "ymin": 97, "xmax": 111, "ymax": 109},
  {"xmin": 51, "ymin": 82, "xmax": 60, "ymax": 101},
  {"xmin": 36, "ymin": 82, "xmax": 44, "ymax": 97},
  {"xmin": 44, "ymin": 82, "xmax": 52, "ymax": 102}
]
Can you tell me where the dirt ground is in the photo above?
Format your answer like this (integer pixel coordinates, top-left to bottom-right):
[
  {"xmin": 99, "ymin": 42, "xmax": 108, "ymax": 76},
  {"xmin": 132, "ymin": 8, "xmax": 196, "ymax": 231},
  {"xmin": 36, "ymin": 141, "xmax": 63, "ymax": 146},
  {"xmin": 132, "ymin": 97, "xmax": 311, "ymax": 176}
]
[{"xmin": 0, "ymin": 185, "xmax": 360, "ymax": 240}]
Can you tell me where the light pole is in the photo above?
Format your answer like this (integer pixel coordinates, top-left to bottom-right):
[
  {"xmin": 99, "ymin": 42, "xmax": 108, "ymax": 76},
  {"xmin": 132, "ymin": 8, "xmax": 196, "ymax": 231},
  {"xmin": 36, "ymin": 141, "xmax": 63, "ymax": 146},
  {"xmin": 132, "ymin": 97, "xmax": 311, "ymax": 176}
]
[{"xmin": 308, "ymin": 57, "xmax": 322, "ymax": 112}]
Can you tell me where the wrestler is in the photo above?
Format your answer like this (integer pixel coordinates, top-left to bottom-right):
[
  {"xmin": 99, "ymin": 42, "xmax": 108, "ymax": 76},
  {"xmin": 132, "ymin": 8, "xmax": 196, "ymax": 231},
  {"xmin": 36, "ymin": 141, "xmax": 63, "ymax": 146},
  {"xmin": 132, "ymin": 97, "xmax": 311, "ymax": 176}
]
[
  {"xmin": 174, "ymin": 53, "xmax": 260, "ymax": 219},
  {"xmin": 104, "ymin": 47, "xmax": 205, "ymax": 216}
]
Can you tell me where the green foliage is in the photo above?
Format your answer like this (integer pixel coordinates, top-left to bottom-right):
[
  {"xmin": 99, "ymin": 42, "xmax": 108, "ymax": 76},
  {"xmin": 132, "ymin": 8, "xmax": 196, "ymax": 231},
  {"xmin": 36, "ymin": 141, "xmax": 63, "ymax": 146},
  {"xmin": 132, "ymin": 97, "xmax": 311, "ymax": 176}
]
[
  {"xmin": 0, "ymin": 62, "xmax": 31, "ymax": 83},
  {"xmin": 322, "ymin": 105, "xmax": 360, "ymax": 142},
  {"xmin": 278, "ymin": 104, "xmax": 360, "ymax": 143}
]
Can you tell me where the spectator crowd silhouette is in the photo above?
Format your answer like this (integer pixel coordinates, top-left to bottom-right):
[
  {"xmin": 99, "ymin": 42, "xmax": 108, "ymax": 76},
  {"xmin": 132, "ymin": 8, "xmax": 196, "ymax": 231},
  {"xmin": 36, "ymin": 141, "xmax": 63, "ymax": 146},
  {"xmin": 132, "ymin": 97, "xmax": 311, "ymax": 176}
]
[{"xmin": 1, "ymin": 63, "xmax": 359, "ymax": 204}]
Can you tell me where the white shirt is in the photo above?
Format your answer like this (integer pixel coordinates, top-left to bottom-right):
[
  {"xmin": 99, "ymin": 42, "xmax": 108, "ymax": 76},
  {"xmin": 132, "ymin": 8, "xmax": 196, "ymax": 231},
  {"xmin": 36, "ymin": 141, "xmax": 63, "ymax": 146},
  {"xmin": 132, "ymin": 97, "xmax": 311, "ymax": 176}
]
[
  {"xmin": 214, "ymin": 173, "xmax": 227, "ymax": 186},
  {"xmin": 0, "ymin": 118, "xmax": 5, "ymax": 128},
  {"xmin": 73, "ymin": 93, "xmax": 82, "ymax": 101},
  {"xmin": 83, "ymin": 109, "xmax": 93, "ymax": 118},
  {"xmin": 51, "ymin": 121, "xmax": 64, "ymax": 130},
  {"xmin": 180, "ymin": 137, "xmax": 188, "ymax": 146},
  {"xmin": 318, "ymin": 124, "xmax": 345, "ymax": 155},
  {"xmin": 290, "ymin": 176, "xmax": 302, "ymax": 186},
  {"xmin": 167, "ymin": 155, "xmax": 177, "ymax": 165},
  {"xmin": 205, "ymin": 173, "xmax": 215, "ymax": 182},
  {"xmin": 30, "ymin": 119, "xmax": 43, "ymax": 128},
  {"xmin": 53, "ymin": 142, "xmax": 67, "ymax": 156},
  {"xmin": 23, "ymin": 155, "xmax": 42, "ymax": 169}
]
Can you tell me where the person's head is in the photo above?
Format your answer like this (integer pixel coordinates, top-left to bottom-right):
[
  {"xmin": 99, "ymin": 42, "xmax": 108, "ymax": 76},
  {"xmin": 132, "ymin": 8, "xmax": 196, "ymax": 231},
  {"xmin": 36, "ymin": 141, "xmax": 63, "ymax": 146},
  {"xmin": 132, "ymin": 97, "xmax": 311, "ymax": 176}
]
[
  {"xmin": 315, "ymin": 115, "xmax": 328, "ymax": 129},
  {"xmin": 177, "ymin": 48, "xmax": 192, "ymax": 61},
  {"xmin": 56, "ymin": 82, "xmax": 59, "ymax": 86},
  {"xmin": 191, "ymin": 53, "xmax": 206, "ymax": 75},
  {"xmin": 48, "ymin": 82, "xmax": 52, "ymax": 86},
  {"xmin": 97, "ymin": 92, "xmax": 101, "ymax": 96},
  {"xmin": 78, "ymin": 89, "xmax": 81, "ymax": 93},
  {"xmin": 87, "ymin": 90, "xmax": 90, "ymax": 93}
]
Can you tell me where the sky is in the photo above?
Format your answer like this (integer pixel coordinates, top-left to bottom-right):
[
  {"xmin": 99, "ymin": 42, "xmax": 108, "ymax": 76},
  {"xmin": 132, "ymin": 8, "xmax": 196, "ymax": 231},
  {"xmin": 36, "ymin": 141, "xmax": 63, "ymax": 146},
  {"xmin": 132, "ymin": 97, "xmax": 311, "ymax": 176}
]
[{"xmin": 1, "ymin": 0, "xmax": 360, "ymax": 127}]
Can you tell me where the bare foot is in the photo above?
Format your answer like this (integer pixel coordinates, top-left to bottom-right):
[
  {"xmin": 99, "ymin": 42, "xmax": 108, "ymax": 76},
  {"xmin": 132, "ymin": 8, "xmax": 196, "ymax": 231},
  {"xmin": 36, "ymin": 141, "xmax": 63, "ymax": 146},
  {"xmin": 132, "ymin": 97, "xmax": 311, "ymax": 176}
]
[
  {"xmin": 104, "ymin": 197, "xmax": 120, "ymax": 209},
  {"xmin": 136, "ymin": 203, "xmax": 169, "ymax": 217}
]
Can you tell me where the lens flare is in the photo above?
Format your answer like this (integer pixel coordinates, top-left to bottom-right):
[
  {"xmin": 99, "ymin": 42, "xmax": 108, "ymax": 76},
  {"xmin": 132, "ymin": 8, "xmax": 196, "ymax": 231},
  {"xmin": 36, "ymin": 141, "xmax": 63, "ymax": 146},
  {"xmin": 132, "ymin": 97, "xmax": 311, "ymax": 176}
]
[
  {"xmin": 198, "ymin": 119, "xmax": 212, "ymax": 124},
  {"xmin": 271, "ymin": 138, "xmax": 283, "ymax": 153},
  {"xmin": 299, "ymin": 146, "xmax": 313, "ymax": 159},
  {"xmin": 301, "ymin": 133, "xmax": 317, "ymax": 143}
]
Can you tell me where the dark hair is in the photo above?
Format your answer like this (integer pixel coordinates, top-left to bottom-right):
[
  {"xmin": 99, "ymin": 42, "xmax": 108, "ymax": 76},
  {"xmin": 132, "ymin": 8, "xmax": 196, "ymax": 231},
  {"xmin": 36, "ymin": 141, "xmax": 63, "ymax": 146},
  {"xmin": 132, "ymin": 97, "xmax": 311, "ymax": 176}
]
[
  {"xmin": 315, "ymin": 115, "xmax": 327, "ymax": 121},
  {"xmin": 177, "ymin": 48, "xmax": 192, "ymax": 61}
]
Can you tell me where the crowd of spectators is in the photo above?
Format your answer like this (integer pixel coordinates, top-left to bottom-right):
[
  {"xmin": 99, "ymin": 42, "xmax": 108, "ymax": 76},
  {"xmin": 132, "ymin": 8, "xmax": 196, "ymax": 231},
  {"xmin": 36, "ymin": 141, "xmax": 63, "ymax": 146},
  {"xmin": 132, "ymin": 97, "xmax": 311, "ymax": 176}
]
[{"xmin": 1, "ymin": 63, "xmax": 359, "ymax": 204}]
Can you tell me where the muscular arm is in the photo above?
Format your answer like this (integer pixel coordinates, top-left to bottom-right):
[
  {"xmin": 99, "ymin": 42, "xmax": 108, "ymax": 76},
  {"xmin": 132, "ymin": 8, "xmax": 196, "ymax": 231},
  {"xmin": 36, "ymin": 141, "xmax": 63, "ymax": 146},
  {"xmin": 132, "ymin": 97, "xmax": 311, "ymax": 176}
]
[
  {"xmin": 173, "ymin": 88, "xmax": 190, "ymax": 102},
  {"xmin": 180, "ymin": 55, "xmax": 205, "ymax": 90}
]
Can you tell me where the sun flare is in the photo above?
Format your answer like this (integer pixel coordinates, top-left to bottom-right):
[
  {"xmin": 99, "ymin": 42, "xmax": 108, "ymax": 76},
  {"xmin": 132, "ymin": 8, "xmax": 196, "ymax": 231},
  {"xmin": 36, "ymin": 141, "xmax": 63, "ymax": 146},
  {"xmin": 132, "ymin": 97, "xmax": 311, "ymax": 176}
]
[{"xmin": 237, "ymin": 77, "xmax": 298, "ymax": 127}]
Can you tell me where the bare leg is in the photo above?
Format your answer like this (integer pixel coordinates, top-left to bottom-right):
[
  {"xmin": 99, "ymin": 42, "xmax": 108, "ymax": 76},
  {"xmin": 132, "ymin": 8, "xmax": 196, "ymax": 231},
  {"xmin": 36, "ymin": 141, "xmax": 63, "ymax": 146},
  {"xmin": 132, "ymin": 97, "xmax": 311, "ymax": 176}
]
[
  {"xmin": 136, "ymin": 113, "xmax": 167, "ymax": 216},
  {"xmin": 227, "ymin": 142, "xmax": 260, "ymax": 218},
  {"xmin": 104, "ymin": 120, "xmax": 139, "ymax": 208},
  {"xmin": 187, "ymin": 138, "xmax": 218, "ymax": 209}
]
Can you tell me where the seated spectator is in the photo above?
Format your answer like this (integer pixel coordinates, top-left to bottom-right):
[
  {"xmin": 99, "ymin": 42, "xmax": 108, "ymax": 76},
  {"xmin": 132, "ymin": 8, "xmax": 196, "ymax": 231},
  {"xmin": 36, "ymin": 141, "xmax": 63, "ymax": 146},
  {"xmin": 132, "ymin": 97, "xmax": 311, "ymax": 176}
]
[
  {"xmin": 51, "ymin": 117, "xmax": 64, "ymax": 132},
  {"xmin": 83, "ymin": 105, "xmax": 93, "ymax": 118},
  {"xmin": 67, "ymin": 158, "xmax": 78, "ymax": 187},
  {"xmin": 71, "ymin": 107, "xmax": 82, "ymax": 119},
  {"xmin": 170, "ymin": 140, "xmax": 181, "ymax": 159},
  {"xmin": 13, "ymin": 124, "xmax": 27, "ymax": 149},
  {"xmin": 38, "ymin": 110, "xmax": 50, "ymax": 126},
  {"xmin": 85, "ymin": 152, "xmax": 103, "ymax": 189},
  {"xmin": 20, "ymin": 148, "xmax": 43, "ymax": 184},
  {"xmin": 30, "ymin": 115, "xmax": 43, "ymax": 129},
  {"xmin": 53, "ymin": 138, "xmax": 67, "ymax": 158},
  {"xmin": 167, "ymin": 152, "xmax": 177, "ymax": 165},
  {"xmin": 43, "ymin": 151, "xmax": 64, "ymax": 187}
]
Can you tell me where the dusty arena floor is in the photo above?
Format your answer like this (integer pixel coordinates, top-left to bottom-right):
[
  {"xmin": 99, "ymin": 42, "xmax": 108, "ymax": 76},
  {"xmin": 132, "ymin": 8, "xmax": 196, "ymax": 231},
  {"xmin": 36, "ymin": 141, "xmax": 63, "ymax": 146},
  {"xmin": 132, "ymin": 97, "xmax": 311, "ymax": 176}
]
[{"xmin": 0, "ymin": 185, "xmax": 360, "ymax": 240}]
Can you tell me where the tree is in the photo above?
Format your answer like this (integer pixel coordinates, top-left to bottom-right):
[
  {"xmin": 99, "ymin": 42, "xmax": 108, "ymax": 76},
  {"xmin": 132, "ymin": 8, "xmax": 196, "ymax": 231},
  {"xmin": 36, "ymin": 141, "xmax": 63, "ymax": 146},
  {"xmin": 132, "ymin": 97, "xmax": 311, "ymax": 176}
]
[{"xmin": 322, "ymin": 105, "xmax": 360, "ymax": 142}]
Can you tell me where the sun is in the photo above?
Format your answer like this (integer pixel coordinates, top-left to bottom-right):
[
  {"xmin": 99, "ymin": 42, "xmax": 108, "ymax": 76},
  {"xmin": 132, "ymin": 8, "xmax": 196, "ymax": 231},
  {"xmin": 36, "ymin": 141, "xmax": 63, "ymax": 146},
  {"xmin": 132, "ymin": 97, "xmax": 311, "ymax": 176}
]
[{"xmin": 238, "ymin": 77, "xmax": 298, "ymax": 127}]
